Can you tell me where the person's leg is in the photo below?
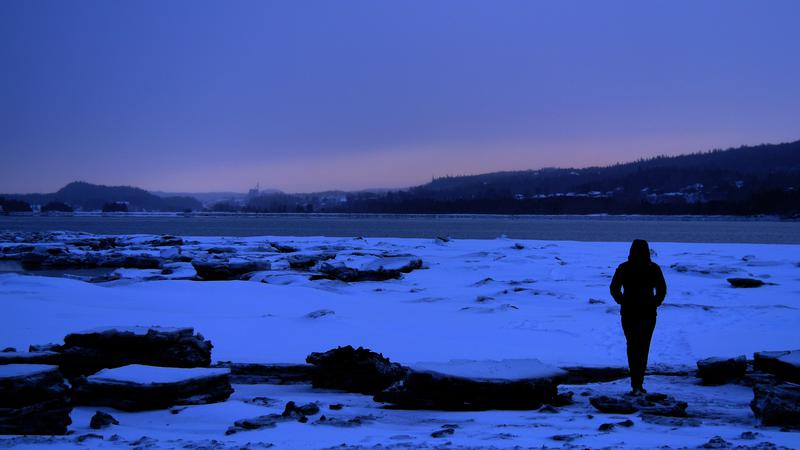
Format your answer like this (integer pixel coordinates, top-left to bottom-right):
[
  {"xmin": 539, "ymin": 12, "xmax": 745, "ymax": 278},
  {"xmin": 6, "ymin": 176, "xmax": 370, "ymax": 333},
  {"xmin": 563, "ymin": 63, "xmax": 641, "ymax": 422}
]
[
  {"xmin": 637, "ymin": 315, "xmax": 657, "ymax": 390},
  {"xmin": 621, "ymin": 314, "xmax": 642, "ymax": 390}
]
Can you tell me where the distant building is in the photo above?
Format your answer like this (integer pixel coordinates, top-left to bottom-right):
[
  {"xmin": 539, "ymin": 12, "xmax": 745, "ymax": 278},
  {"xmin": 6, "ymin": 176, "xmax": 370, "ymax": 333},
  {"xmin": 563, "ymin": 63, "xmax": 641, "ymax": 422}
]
[{"xmin": 247, "ymin": 183, "xmax": 260, "ymax": 199}]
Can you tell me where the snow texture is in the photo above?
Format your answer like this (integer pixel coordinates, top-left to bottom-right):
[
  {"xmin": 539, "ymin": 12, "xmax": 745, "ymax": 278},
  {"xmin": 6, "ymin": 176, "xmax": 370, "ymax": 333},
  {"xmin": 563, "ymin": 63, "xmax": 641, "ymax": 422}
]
[{"xmin": 87, "ymin": 365, "xmax": 230, "ymax": 385}]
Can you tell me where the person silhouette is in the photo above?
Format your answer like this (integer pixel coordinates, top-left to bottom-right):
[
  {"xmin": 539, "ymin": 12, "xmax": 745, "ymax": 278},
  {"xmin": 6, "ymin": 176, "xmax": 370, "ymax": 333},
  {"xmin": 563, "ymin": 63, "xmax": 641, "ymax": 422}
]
[{"xmin": 609, "ymin": 239, "xmax": 666, "ymax": 395}]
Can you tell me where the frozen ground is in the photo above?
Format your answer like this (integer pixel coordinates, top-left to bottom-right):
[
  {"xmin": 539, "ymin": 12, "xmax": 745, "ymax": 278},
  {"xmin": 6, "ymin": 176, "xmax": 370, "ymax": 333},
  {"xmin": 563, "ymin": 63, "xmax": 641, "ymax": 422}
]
[{"xmin": 1, "ymin": 233, "xmax": 799, "ymax": 448}]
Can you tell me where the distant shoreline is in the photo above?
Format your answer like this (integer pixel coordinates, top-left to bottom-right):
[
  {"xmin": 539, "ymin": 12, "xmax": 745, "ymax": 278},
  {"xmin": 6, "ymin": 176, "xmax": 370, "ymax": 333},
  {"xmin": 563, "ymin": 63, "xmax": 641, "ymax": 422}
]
[{"xmin": 0, "ymin": 211, "xmax": 795, "ymax": 222}]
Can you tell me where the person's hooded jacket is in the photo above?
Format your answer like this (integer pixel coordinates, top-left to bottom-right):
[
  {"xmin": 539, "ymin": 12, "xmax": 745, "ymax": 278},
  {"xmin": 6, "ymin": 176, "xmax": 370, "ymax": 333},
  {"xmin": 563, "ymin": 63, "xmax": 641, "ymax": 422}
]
[{"xmin": 610, "ymin": 239, "xmax": 667, "ymax": 316}]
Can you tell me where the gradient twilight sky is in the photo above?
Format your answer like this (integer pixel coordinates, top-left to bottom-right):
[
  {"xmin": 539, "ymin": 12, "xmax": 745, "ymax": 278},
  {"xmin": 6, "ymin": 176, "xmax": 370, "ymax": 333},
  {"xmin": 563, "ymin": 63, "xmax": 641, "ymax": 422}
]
[{"xmin": 1, "ymin": 1, "xmax": 799, "ymax": 193}]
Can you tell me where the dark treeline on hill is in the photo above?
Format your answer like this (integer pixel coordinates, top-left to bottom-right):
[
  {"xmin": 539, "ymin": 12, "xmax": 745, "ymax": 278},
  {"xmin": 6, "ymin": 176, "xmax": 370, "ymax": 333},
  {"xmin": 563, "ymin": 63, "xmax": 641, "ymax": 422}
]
[
  {"xmin": 1, "ymin": 182, "xmax": 202, "ymax": 212},
  {"xmin": 3, "ymin": 140, "xmax": 799, "ymax": 216},
  {"xmin": 238, "ymin": 140, "xmax": 800, "ymax": 216}
]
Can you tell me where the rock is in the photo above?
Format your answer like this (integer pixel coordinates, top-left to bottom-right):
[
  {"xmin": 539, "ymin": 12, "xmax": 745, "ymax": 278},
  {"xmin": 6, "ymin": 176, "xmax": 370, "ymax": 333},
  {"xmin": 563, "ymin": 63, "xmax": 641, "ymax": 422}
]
[
  {"xmin": 59, "ymin": 326, "xmax": 212, "ymax": 378},
  {"xmin": 226, "ymin": 401, "xmax": 317, "ymax": 435},
  {"xmin": 590, "ymin": 393, "xmax": 687, "ymax": 417},
  {"xmin": 551, "ymin": 390, "xmax": 574, "ymax": 406},
  {"xmin": 305, "ymin": 346, "xmax": 408, "ymax": 395},
  {"xmin": 211, "ymin": 362, "xmax": 316, "ymax": 384},
  {"xmin": 312, "ymin": 414, "xmax": 373, "ymax": 427},
  {"xmin": 750, "ymin": 382, "xmax": 800, "ymax": 426},
  {"xmin": 700, "ymin": 436, "xmax": 732, "ymax": 448},
  {"xmin": 287, "ymin": 253, "xmax": 336, "ymax": 269},
  {"xmin": 98, "ymin": 254, "xmax": 161, "ymax": 269},
  {"xmin": 0, "ymin": 364, "xmax": 72, "ymax": 435},
  {"xmin": 617, "ymin": 419, "xmax": 634, "ymax": 427},
  {"xmin": 192, "ymin": 259, "xmax": 270, "ymax": 280},
  {"xmin": 284, "ymin": 401, "xmax": 320, "ymax": 416},
  {"xmin": 68, "ymin": 237, "xmax": 118, "ymax": 251},
  {"xmin": 205, "ymin": 246, "xmax": 237, "ymax": 254},
  {"xmin": 375, "ymin": 359, "xmax": 565, "ymax": 411},
  {"xmin": 89, "ymin": 411, "xmax": 119, "ymax": 429},
  {"xmin": 147, "ymin": 235, "xmax": 184, "ymax": 247},
  {"xmin": 0, "ymin": 351, "xmax": 62, "ymax": 366},
  {"xmin": 696, "ymin": 355, "xmax": 747, "ymax": 384},
  {"xmin": 559, "ymin": 366, "xmax": 629, "ymax": 384},
  {"xmin": 598, "ymin": 422, "xmax": 615, "ymax": 431},
  {"xmin": 270, "ymin": 242, "xmax": 298, "ymax": 253},
  {"xmin": 727, "ymin": 277, "xmax": 766, "ymax": 288},
  {"xmin": 226, "ymin": 414, "xmax": 289, "ymax": 434},
  {"xmin": 305, "ymin": 309, "xmax": 335, "ymax": 319},
  {"xmin": 431, "ymin": 428, "xmax": 455, "ymax": 438},
  {"xmin": 589, "ymin": 395, "xmax": 639, "ymax": 414},
  {"xmin": 753, "ymin": 350, "xmax": 800, "ymax": 383},
  {"xmin": 73, "ymin": 364, "xmax": 233, "ymax": 411},
  {"xmin": 316, "ymin": 255, "xmax": 423, "ymax": 282}
]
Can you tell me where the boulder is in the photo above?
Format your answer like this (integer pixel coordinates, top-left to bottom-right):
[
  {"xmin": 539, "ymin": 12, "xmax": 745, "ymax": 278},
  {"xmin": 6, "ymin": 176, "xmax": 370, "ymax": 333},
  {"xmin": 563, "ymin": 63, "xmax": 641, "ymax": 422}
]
[
  {"xmin": 89, "ymin": 411, "xmax": 119, "ymax": 429},
  {"xmin": 305, "ymin": 346, "xmax": 408, "ymax": 395},
  {"xmin": 590, "ymin": 393, "xmax": 688, "ymax": 417},
  {"xmin": 316, "ymin": 255, "xmax": 423, "ymax": 282},
  {"xmin": 73, "ymin": 364, "xmax": 233, "ymax": 411},
  {"xmin": 753, "ymin": 350, "xmax": 800, "ymax": 383},
  {"xmin": 0, "ymin": 364, "xmax": 72, "ymax": 435},
  {"xmin": 750, "ymin": 383, "xmax": 800, "ymax": 426},
  {"xmin": 67, "ymin": 237, "xmax": 118, "ymax": 251},
  {"xmin": 192, "ymin": 258, "xmax": 270, "ymax": 280},
  {"xmin": 696, "ymin": 355, "xmax": 747, "ymax": 384},
  {"xmin": 727, "ymin": 278, "xmax": 765, "ymax": 288},
  {"xmin": 287, "ymin": 253, "xmax": 336, "ymax": 270},
  {"xmin": 59, "ymin": 326, "xmax": 212, "ymax": 377},
  {"xmin": 147, "ymin": 235, "xmax": 184, "ymax": 247},
  {"xmin": 375, "ymin": 359, "xmax": 565, "ymax": 411}
]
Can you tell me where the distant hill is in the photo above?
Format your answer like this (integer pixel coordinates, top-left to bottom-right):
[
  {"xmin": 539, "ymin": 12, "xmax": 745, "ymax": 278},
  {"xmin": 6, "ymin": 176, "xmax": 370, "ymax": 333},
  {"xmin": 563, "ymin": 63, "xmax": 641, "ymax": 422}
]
[
  {"xmin": 2, "ymin": 182, "xmax": 202, "ymax": 212},
  {"xmin": 336, "ymin": 140, "xmax": 800, "ymax": 216}
]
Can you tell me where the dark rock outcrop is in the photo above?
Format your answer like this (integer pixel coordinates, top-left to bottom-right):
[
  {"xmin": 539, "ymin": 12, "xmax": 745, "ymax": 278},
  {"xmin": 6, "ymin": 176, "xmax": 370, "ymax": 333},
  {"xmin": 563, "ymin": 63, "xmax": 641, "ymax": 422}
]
[
  {"xmin": 696, "ymin": 355, "xmax": 747, "ymax": 385},
  {"xmin": 0, "ymin": 351, "xmax": 63, "ymax": 366},
  {"xmin": 147, "ymin": 235, "xmax": 184, "ymax": 247},
  {"xmin": 212, "ymin": 362, "xmax": 316, "ymax": 385},
  {"xmin": 305, "ymin": 346, "xmax": 408, "ymax": 395},
  {"xmin": 375, "ymin": 360, "xmax": 565, "ymax": 411},
  {"xmin": 192, "ymin": 259, "xmax": 270, "ymax": 280},
  {"xmin": 559, "ymin": 366, "xmax": 629, "ymax": 384},
  {"xmin": 316, "ymin": 256, "xmax": 423, "ymax": 282},
  {"xmin": 73, "ymin": 364, "xmax": 233, "ymax": 411},
  {"xmin": 89, "ymin": 411, "xmax": 119, "ymax": 429},
  {"xmin": 59, "ymin": 326, "xmax": 212, "ymax": 378},
  {"xmin": 590, "ymin": 393, "xmax": 688, "ymax": 417},
  {"xmin": 753, "ymin": 350, "xmax": 800, "ymax": 383},
  {"xmin": 727, "ymin": 278, "xmax": 766, "ymax": 288},
  {"xmin": 0, "ymin": 365, "xmax": 72, "ymax": 435},
  {"xmin": 287, "ymin": 253, "xmax": 336, "ymax": 270},
  {"xmin": 750, "ymin": 383, "xmax": 800, "ymax": 426}
]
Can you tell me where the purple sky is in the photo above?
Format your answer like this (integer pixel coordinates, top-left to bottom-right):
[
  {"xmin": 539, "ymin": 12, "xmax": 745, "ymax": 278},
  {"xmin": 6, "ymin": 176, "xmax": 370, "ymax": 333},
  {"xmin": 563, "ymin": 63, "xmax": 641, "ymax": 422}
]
[{"xmin": 2, "ymin": 1, "xmax": 799, "ymax": 193}]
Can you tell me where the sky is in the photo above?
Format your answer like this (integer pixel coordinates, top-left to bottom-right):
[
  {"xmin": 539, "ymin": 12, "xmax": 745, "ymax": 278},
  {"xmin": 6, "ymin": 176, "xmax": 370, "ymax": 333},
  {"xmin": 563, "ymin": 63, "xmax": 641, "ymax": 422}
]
[{"xmin": 1, "ymin": 1, "xmax": 799, "ymax": 194}]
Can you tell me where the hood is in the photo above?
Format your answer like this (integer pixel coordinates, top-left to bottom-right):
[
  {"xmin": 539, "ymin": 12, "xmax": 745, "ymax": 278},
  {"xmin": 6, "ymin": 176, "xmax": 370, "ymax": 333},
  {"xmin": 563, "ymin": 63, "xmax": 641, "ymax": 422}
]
[{"xmin": 628, "ymin": 239, "xmax": 651, "ymax": 265}]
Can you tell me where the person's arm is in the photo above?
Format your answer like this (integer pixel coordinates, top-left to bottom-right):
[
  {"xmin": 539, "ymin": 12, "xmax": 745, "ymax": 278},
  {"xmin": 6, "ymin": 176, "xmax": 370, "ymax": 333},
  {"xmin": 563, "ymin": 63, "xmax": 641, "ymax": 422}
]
[
  {"xmin": 654, "ymin": 264, "xmax": 667, "ymax": 306},
  {"xmin": 610, "ymin": 265, "xmax": 624, "ymax": 305}
]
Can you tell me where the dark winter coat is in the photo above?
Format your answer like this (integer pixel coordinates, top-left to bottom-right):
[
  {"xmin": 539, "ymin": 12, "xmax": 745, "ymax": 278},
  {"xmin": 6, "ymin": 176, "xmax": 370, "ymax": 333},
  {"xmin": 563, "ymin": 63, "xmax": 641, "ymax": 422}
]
[{"xmin": 609, "ymin": 240, "xmax": 667, "ymax": 316}]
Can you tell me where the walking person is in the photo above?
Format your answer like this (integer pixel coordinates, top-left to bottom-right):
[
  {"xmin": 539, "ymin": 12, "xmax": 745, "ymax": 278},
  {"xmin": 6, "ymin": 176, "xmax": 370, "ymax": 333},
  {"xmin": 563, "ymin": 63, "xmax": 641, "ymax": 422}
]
[{"xmin": 609, "ymin": 239, "xmax": 667, "ymax": 395}]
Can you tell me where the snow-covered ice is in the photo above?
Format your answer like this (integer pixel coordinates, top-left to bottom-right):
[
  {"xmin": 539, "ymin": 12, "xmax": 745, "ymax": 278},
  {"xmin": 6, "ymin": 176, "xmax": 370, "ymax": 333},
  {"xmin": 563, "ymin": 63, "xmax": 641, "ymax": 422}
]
[
  {"xmin": 0, "ymin": 363, "xmax": 56, "ymax": 379},
  {"xmin": 1, "ymin": 233, "xmax": 799, "ymax": 448},
  {"xmin": 88, "ymin": 365, "xmax": 230, "ymax": 385}
]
